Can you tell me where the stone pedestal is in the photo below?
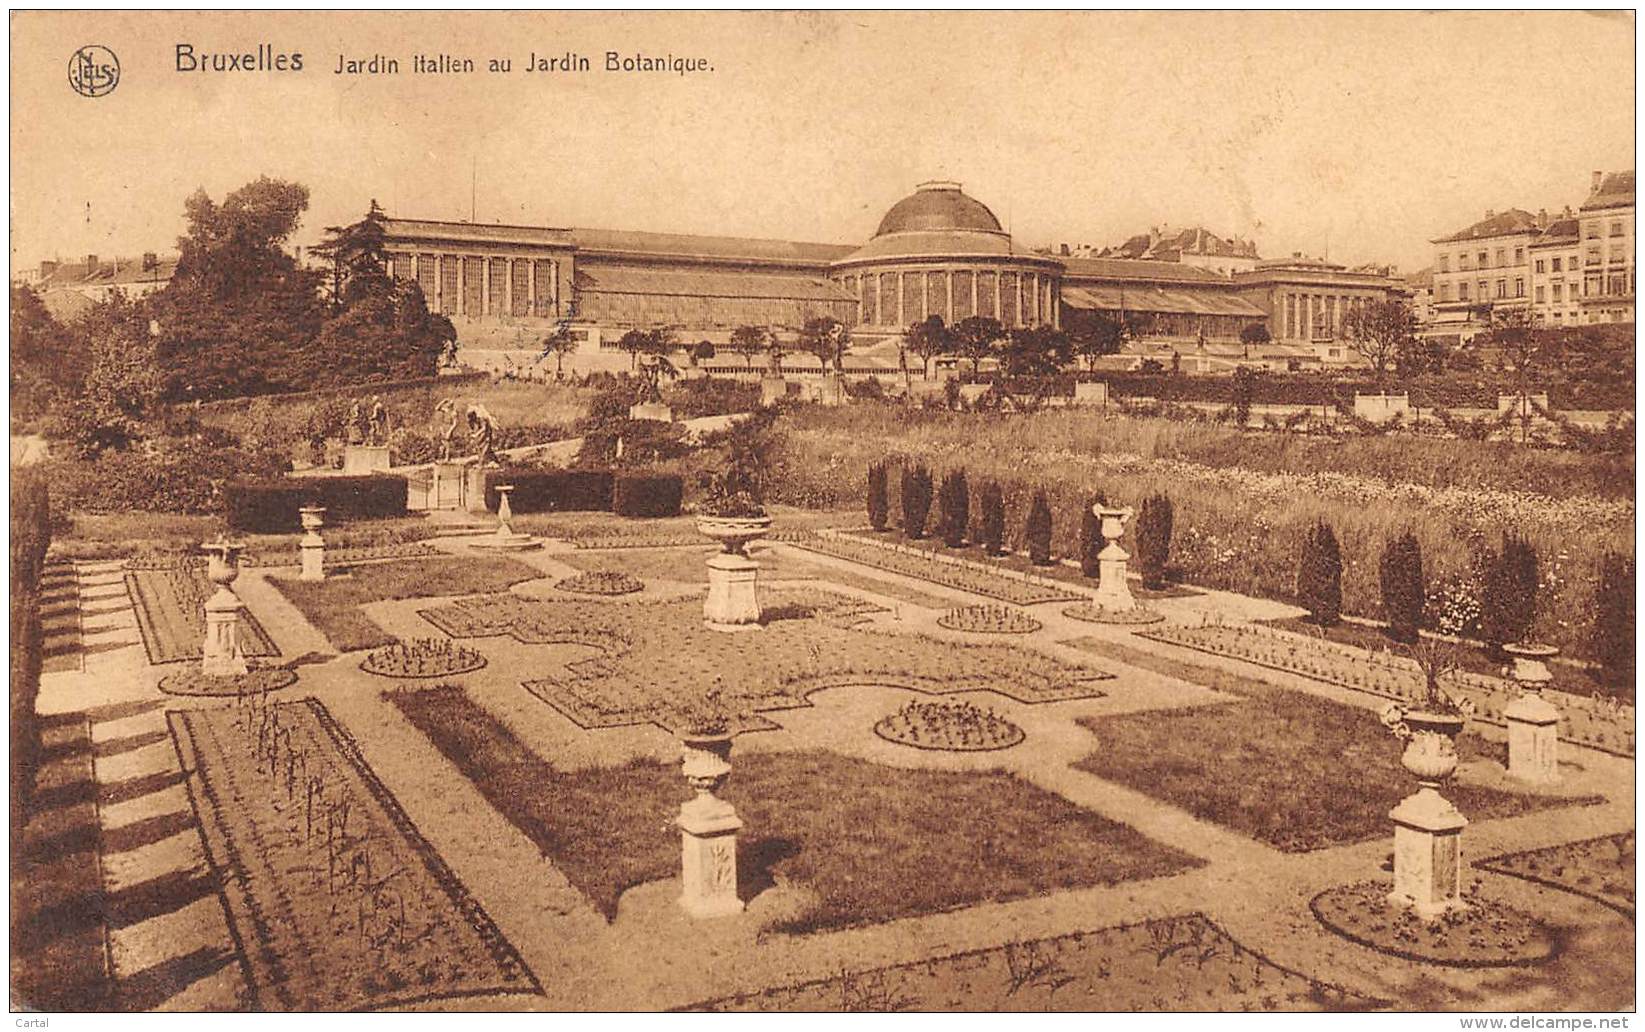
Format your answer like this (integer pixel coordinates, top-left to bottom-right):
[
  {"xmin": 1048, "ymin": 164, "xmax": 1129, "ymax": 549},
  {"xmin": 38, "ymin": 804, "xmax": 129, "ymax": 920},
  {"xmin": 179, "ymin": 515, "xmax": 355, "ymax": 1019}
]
[
  {"xmin": 1090, "ymin": 505, "xmax": 1137, "ymax": 611},
  {"xmin": 471, "ymin": 484, "xmax": 541, "ymax": 552},
  {"xmin": 678, "ymin": 793, "xmax": 744, "ymax": 918},
  {"xmin": 342, "ymin": 444, "xmax": 392, "ymax": 475},
  {"xmin": 818, "ymin": 375, "xmax": 846, "ymax": 407},
  {"xmin": 1504, "ymin": 643, "xmax": 1562, "ymax": 784},
  {"xmin": 202, "ymin": 591, "xmax": 248, "ymax": 676},
  {"xmin": 1388, "ymin": 787, "xmax": 1468, "ymax": 917},
  {"xmin": 629, "ymin": 402, "xmax": 674, "ymax": 423},
  {"xmin": 432, "ymin": 461, "xmax": 469, "ymax": 511},
  {"xmin": 704, "ymin": 552, "xmax": 761, "ymax": 630},
  {"xmin": 298, "ymin": 506, "xmax": 326, "ymax": 582},
  {"xmin": 678, "ymin": 735, "xmax": 743, "ymax": 919},
  {"xmin": 759, "ymin": 377, "xmax": 788, "ymax": 406},
  {"xmin": 464, "ymin": 464, "xmax": 489, "ymax": 514}
]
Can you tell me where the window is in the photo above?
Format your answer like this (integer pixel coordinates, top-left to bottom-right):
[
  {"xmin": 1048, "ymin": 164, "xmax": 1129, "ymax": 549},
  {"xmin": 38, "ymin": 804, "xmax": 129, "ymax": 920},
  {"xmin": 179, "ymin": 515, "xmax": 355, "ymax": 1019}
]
[
  {"xmin": 1535, "ymin": 286, "xmax": 1545, "ymax": 303},
  {"xmin": 1514, "ymin": 247, "xmax": 1524, "ymax": 264},
  {"xmin": 1611, "ymin": 221, "xmax": 1624, "ymax": 237},
  {"xmin": 1438, "ymin": 283, "xmax": 1450, "ymax": 302},
  {"xmin": 1478, "ymin": 280, "xmax": 1488, "ymax": 300},
  {"xmin": 1587, "ymin": 223, "xmax": 1600, "ymax": 239},
  {"xmin": 1438, "ymin": 255, "xmax": 1449, "ymax": 273},
  {"xmin": 1534, "ymin": 259, "xmax": 1546, "ymax": 273},
  {"xmin": 1459, "ymin": 282, "xmax": 1470, "ymax": 300},
  {"xmin": 1496, "ymin": 248, "xmax": 1506, "ymax": 266},
  {"xmin": 1478, "ymin": 251, "xmax": 1489, "ymax": 268},
  {"xmin": 1515, "ymin": 278, "xmax": 1524, "ymax": 298},
  {"xmin": 1496, "ymin": 279, "xmax": 1507, "ymax": 299},
  {"xmin": 1552, "ymin": 257, "xmax": 1562, "ymax": 272},
  {"xmin": 1553, "ymin": 283, "xmax": 1564, "ymax": 301}
]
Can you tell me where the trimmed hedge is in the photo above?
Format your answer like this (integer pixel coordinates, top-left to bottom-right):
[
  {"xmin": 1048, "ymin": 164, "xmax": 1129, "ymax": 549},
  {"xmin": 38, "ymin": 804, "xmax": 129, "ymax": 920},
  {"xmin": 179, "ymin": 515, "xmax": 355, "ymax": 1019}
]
[
  {"xmin": 224, "ymin": 475, "xmax": 409, "ymax": 533},
  {"xmin": 612, "ymin": 473, "xmax": 684, "ymax": 518},
  {"xmin": 483, "ymin": 469, "xmax": 613, "ymax": 514},
  {"xmin": 10, "ymin": 470, "xmax": 50, "ymax": 837}
]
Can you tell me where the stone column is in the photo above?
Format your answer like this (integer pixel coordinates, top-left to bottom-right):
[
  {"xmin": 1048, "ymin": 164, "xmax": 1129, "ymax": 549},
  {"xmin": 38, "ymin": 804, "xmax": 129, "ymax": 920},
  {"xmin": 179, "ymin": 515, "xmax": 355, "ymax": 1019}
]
[
  {"xmin": 299, "ymin": 506, "xmax": 326, "ymax": 582},
  {"xmin": 505, "ymin": 258, "xmax": 515, "ymax": 317},
  {"xmin": 456, "ymin": 256, "xmax": 466, "ymax": 316},
  {"xmin": 946, "ymin": 270, "xmax": 955, "ymax": 324},
  {"xmin": 895, "ymin": 271, "xmax": 905, "ymax": 326},
  {"xmin": 1504, "ymin": 643, "xmax": 1561, "ymax": 783},
  {"xmin": 921, "ymin": 270, "xmax": 930, "ymax": 324},
  {"xmin": 482, "ymin": 256, "xmax": 492, "ymax": 317},
  {"xmin": 434, "ymin": 254, "xmax": 444, "ymax": 312},
  {"xmin": 1051, "ymin": 278, "xmax": 1060, "ymax": 329},
  {"xmin": 528, "ymin": 260, "xmax": 538, "ymax": 317}
]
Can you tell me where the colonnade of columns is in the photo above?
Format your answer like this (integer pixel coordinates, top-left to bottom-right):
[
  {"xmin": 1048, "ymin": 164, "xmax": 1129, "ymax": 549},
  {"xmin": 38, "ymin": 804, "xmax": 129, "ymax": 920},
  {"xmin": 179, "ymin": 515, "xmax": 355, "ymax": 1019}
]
[
  {"xmin": 842, "ymin": 266, "xmax": 1060, "ymax": 330},
  {"xmin": 388, "ymin": 252, "xmax": 563, "ymax": 319},
  {"xmin": 1276, "ymin": 290, "xmax": 1370, "ymax": 342}
]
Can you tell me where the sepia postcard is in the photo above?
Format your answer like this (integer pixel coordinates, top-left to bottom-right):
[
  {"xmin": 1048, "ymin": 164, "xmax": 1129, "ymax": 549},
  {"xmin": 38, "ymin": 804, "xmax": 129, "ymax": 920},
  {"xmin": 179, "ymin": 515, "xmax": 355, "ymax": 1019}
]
[{"xmin": 7, "ymin": 9, "xmax": 1637, "ymax": 1022}]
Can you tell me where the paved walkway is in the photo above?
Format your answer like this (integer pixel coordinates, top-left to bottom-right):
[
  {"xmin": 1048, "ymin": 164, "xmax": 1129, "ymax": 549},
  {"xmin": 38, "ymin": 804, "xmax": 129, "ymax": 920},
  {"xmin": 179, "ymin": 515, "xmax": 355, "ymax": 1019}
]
[{"xmin": 32, "ymin": 538, "xmax": 1636, "ymax": 1012}]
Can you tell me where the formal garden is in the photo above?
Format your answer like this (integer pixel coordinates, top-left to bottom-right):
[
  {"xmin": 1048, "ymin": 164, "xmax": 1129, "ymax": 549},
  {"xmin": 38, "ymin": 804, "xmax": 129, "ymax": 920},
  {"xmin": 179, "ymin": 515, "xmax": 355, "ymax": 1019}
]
[{"xmin": 10, "ymin": 367, "xmax": 1636, "ymax": 1013}]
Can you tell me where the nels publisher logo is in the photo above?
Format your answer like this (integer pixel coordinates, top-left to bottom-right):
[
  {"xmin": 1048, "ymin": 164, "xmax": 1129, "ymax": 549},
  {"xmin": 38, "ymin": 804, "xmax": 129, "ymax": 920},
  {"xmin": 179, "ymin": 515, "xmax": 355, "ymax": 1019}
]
[{"xmin": 69, "ymin": 45, "xmax": 120, "ymax": 97}]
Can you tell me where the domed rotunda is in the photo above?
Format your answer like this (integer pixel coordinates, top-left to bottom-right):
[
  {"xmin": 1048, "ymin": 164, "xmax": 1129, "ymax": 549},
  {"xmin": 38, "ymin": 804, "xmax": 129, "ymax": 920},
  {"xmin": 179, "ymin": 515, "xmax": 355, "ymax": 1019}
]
[{"xmin": 830, "ymin": 181, "xmax": 1062, "ymax": 336}]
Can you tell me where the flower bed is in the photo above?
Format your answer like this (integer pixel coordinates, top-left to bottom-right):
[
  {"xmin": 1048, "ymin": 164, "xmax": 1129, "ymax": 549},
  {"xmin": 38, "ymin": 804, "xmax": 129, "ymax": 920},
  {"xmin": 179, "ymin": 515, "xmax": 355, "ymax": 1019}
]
[
  {"xmin": 694, "ymin": 911, "xmax": 1378, "ymax": 1011},
  {"xmin": 555, "ymin": 570, "xmax": 644, "ymax": 596},
  {"xmin": 937, "ymin": 604, "xmax": 1042, "ymax": 635},
  {"xmin": 1475, "ymin": 832, "xmax": 1635, "ymax": 918},
  {"xmin": 794, "ymin": 536, "xmax": 1084, "ymax": 606},
  {"xmin": 415, "ymin": 588, "xmax": 1110, "ymax": 734},
  {"xmin": 1310, "ymin": 881, "xmax": 1555, "ymax": 967},
  {"xmin": 390, "ymin": 686, "xmax": 1194, "ymax": 933},
  {"xmin": 1062, "ymin": 602, "xmax": 1165, "ymax": 626},
  {"xmin": 360, "ymin": 638, "xmax": 487, "ymax": 679},
  {"xmin": 242, "ymin": 542, "xmax": 440, "ymax": 568},
  {"xmin": 158, "ymin": 666, "xmax": 298, "ymax": 697},
  {"xmin": 124, "ymin": 565, "xmax": 280, "ymax": 665},
  {"xmin": 1139, "ymin": 623, "xmax": 1635, "ymax": 758},
  {"xmin": 168, "ymin": 698, "xmax": 538, "ymax": 1009},
  {"xmin": 874, "ymin": 700, "xmax": 1025, "ymax": 751}
]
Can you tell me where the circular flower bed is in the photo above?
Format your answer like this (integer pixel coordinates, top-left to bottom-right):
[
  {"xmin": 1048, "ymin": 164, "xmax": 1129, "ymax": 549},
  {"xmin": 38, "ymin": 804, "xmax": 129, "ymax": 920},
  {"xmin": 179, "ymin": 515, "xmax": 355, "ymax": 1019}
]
[
  {"xmin": 937, "ymin": 604, "xmax": 1042, "ymax": 634},
  {"xmin": 874, "ymin": 700, "xmax": 1026, "ymax": 752},
  {"xmin": 556, "ymin": 570, "xmax": 644, "ymax": 596},
  {"xmin": 360, "ymin": 638, "xmax": 487, "ymax": 679},
  {"xmin": 1309, "ymin": 881, "xmax": 1555, "ymax": 967},
  {"xmin": 158, "ymin": 666, "xmax": 297, "ymax": 697},
  {"xmin": 1062, "ymin": 602, "xmax": 1164, "ymax": 626}
]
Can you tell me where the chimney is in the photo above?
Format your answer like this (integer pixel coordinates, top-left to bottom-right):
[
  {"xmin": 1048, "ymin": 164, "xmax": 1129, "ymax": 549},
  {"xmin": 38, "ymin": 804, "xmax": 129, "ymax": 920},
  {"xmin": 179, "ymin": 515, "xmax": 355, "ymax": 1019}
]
[
  {"xmin": 85, "ymin": 254, "xmax": 98, "ymax": 274},
  {"xmin": 1484, "ymin": 209, "xmax": 1494, "ymax": 219},
  {"xmin": 142, "ymin": 252, "xmax": 158, "ymax": 271},
  {"xmin": 1593, "ymin": 170, "xmax": 1604, "ymax": 192},
  {"xmin": 1538, "ymin": 208, "xmax": 1548, "ymax": 228},
  {"xmin": 1563, "ymin": 205, "xmax": 1573, "ymax": 218},
  {"xmin": 1060, "ymin": 243, "xmax": 1070, "ymax": 256}
]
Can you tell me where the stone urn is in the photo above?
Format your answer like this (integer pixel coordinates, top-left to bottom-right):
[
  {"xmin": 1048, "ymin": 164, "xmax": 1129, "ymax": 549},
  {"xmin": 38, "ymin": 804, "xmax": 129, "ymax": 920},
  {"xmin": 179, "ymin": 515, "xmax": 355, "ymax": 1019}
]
[
  {"xmin": 1090, "ymin": 504, "xmax": 1137, "ymax": 611},
  {"xmin": 200, "ymin": 538, "xmax": 248, "ymax": 677},
  {"xmin": 1395, "ymin": 711, "xmax": 1465, "ymax": 789},
  {"xmin": 1503, "ymin": 643, "xmax": 1562, "ymax": 783},
  {"xmin": 1504, "ymin": 642, "xmax": 1559, "ymax": 696},
  {"xmin": 698, "ymin": 514, "xmax": 772, "ymax": 630},
  {"xmin": 677, "ymin": 730, "xmax": 743, "ymax": 918},
  {"xmin": 298, "ymin": 506, "xmax": 326, "ymax": 582},
  {"xmin": 1384, "ymin": 706, "xmax": 1469, "ymax": 916}
]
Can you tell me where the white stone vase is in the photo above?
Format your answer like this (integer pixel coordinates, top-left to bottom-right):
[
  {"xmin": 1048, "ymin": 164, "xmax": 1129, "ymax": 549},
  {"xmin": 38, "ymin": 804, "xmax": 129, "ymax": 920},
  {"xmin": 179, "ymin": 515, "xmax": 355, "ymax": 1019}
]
[{"xmin": 695, "ymin": 514, "xmax": 772, "ymax": 556}]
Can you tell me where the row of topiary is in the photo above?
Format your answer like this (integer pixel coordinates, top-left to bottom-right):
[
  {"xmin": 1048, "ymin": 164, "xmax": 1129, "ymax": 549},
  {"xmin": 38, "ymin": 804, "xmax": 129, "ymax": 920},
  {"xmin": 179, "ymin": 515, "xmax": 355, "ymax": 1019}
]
[
  {"xmin": 1298, "ymin": 521, "xmax": 1633, "ymax": 689},
  {"xmin": 866, "ymin": 462, "xmax": 1177, "ymax": 588}
]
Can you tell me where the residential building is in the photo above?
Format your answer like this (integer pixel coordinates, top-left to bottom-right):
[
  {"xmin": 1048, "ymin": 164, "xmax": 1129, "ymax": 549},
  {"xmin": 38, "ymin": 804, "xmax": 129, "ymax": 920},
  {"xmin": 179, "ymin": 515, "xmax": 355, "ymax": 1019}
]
[
  {"xmin": 1091, "ymin": 225, "xmax": 1262, "ymax": 276},
  {"xmin": 1426, "ymin": 208, "xmax": 1538, "ymax": 344},
  {"xmin": 18, "ymin": 253, "xmax": 178, "ymax": 322},
  {"xmin": 1577, "ymin": 170, "xmax": 1634, "ymax": 324},
  {"xmin": 1528, "ymin": 209, "xmax": 1582, "ymax": 326}
]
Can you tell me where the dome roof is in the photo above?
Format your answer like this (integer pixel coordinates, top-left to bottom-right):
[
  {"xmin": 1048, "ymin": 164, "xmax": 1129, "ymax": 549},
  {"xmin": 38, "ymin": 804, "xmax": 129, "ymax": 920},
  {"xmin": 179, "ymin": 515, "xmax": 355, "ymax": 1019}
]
[{"xmin": 873, "ymin": 181, "xmax": 1004, "ymax": 238}]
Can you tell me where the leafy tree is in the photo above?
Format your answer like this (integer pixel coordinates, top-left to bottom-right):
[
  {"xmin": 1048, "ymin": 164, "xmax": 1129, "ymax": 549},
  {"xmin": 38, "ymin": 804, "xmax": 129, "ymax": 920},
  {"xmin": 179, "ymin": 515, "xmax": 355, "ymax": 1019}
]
[
  {"xmin": 1340, "ymin": 299, "xmax": 1415, "ymax": 390},
  {"xmin": 727, "ymin": 325, "xmax": 769, "ymax": 373},
  {"xmin": 976, "ymin": 480, "xmax": 1006, "ymax": 557},
  {"xmin": 1297, "ymin": 519, "xmax": 1343, "ymax": 625},
  {"xmin": 689, "ymin": 340, "xmax": 716, "ymax": 372},
  {"xmin": 1134, "ymin": 494, "xmax": 1174, "ymax": 590},
  {"xmin": 1232, "ymin": 366, "xmax": 1257, "ymax": 426},
  {"xmin": 1001, "ymin": 326, "xmax": 1072, "ymax": 377},
  {"xmin": 312, "ymin": 199, "xmax": 391, "ymax": 310},
  {"xmin": 905, "ymin": 315, "xmax": 955, "ymax": 380},
  {"xmin": 866, "ymin": 462, "xmax": 890, "ymax": 531},
  {"xmin": 901, "ymin": 465, "xmax": 933, "ymax": 539},
  {"xmin": 798, "ymin": 316, "xmax": 851, "ymax": 375},
  {"xmin": 67, "ymin": 294, "xmax": 162, "ymax": 455},
  {"xmin": 541, "ymin": 321, "xmax": 580, "ymax": 378},
  {"xmin": 952, "ymin": 316, "xmax": 1006, "ymax": 375},
  {"xmin": 937, "ymin": 469, "xmax": 969, "ymax": 548},
  {"xmin": 10, "ymin": 283, "xmax": 87, "ymax": 423},
  {"xmin": 1069, "ymin": 313, "xmax": 1129, "ymax": 370},
  {"xmin": 1379, "ymin": 532, "xmax": 1424, "ymax": 644},
  {"xmin": 1593, "ymin": 552, "xmax": 1634, "ymax": 689},
  {"xmin": 1025, "ymin": 491, "xmax": 1054, "ymax": 566},
  {"xmin": 1239, "ymin": 322, "xmax": 1273, "ymax": 351},
  {"xmin": 1483, "ymin": 307, "xmax": 1551, "ymax": 443}
]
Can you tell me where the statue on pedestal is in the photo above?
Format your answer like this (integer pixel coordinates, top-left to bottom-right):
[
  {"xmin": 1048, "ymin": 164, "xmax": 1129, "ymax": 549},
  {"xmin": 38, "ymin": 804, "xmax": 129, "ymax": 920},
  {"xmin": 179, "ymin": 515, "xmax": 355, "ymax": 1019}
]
[
  {"xmin": 367, "ymin": 395, "xmax": 388, "ymax": 446},
  {"xmin": 434, "ymin": 398, "xmax": 461, "ymax": 462},
  {"xmin": 345, "ymin": 400, "xmax": 364, "ymax": 445},
  {"xmin": 466, "ymin": 403, "xmax": 499, "ymax": 467}
]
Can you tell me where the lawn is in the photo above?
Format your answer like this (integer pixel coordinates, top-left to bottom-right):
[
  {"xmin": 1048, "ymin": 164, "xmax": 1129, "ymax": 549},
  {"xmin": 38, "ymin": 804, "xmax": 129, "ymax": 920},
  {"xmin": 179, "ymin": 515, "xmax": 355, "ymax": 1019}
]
[
  {"xmin": 1070, "ymin": 638, "xmax": 1600, "ymax": 852},
  {"xmin": 508, "ymin": 506, "xmax": 854, "ymax": 547},
  {"xmin": 269, "ymin": 556, "xmax": 540, "ymax": 652},
  {"xmin": 390, "ymin": 685, "xmax": 1200, "ymax": 932},
  {"xmin": 417, "ymin": 588, "xmax": 1109, "ymax": 732}
]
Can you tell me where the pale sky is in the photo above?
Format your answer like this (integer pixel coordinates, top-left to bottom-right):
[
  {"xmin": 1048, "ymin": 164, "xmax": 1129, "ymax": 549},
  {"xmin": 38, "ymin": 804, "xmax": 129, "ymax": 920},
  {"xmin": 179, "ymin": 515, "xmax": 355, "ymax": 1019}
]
[{"xmin": 10, "ymin": 10, "xmax": 1636, "ymax": 275}]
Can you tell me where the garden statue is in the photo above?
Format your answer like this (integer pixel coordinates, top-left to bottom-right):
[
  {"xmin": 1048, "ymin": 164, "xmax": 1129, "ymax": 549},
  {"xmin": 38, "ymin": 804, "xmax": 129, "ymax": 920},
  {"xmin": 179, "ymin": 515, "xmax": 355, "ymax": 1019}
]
[
  {"xmin": 345, "ymin": 400, "xmax": 364, "ymax": 445},
  {"xmin": 368, "ymin": 395, "xmax": 388, "ymax": 446},
  {"xmin": 434, "ymin": 398, "xmax": 461, "ymax": 462},
  {"xmin": 466, "ymin": 403, "xmax": 499, "ymax": 467}
]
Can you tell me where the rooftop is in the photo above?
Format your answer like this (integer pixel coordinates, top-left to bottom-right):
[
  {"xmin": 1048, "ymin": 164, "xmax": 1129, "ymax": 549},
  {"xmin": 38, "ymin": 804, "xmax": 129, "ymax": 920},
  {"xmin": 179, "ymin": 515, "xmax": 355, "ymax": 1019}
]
[
  {"xmin": 1432, "ymin": 208, "xmax": 1540, "ymax": 244},
  {"xmin": 1580, "ymin": 170, "xmax": 1635, "ymax": 212},
  {"xmin": 872, "ymin": 182, "xmax": 1006, "ymax": 238}
]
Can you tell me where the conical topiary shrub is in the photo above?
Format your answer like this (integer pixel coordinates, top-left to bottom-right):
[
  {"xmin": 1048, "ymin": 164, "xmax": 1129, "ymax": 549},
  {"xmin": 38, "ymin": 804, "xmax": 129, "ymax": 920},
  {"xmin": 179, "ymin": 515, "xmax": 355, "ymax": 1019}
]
[
  {"xmin": 1026, "ymin": 491, "xmax": 1053, "ymax": 566},
  {"xmin": 901, "ymin": 465, "xmax": 933, "ymax": 540},
  {"xmin": 1594, "ymin": 552, "xmax": 1634, "ymax": 690},
  {"xmin": 1379, "ymin": 531, "xmax": 1424, "ymax": 644},
  {"xmin": 867, "ymin": 462, "xmax": 889, "ymax": 532},
  {"xmin": 1481, "ymin": 532, "xmax": 1539, "ymax": 654},
  {"xmin": 937, "ymin": 469, "xmax": 969, "ymax": 548},
  {"xmin": 1078, "ymin": 498, "xmax": 1102, "ymax": 579},
  {"xmin": 1297, "ymin": 518, "xmax": 1342, "ymax": 626},
  {"xmin": 976, "ymin": 480, "xmax": 1006, "ymax": 557},
  {"xmin": 1133, "ymin": 493, "xmax": 1174, "ymax": 590}
]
